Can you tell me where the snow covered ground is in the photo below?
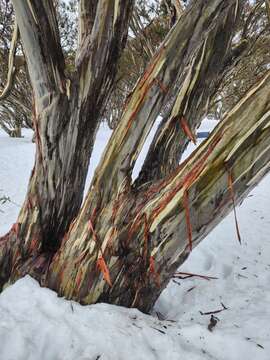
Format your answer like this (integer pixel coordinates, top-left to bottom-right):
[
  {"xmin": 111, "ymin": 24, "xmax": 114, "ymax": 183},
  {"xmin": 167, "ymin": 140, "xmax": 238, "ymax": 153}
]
[{"xmin": 0, "ymin": 123, "xmax": 270, "ymax": 360}]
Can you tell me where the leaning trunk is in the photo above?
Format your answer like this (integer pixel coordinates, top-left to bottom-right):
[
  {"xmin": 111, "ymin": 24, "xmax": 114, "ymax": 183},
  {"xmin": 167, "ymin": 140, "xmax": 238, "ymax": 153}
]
[{"xmin": 45, "ymin": 72, "xmax": 270, "ymax": 312}]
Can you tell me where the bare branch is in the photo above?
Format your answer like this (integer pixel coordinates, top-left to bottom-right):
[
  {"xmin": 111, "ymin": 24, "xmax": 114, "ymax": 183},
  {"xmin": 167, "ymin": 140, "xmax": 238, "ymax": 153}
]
[{"xmin": 0, "ymin": 19, "xmax": 19, "ymax": 101}]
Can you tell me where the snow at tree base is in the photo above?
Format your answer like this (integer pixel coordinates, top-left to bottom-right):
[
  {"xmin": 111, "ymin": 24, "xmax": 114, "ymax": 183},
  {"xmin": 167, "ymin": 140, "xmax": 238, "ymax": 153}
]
[{"xmin": 0, "ymin": 125, "xmax": 269, "ymax": 360}]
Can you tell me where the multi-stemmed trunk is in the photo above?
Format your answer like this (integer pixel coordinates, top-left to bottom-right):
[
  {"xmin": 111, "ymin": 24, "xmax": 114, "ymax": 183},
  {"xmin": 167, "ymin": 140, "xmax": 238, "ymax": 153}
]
[{"xmin": 0, "ymin": 0, "xmax": 269, "ymax": 313}]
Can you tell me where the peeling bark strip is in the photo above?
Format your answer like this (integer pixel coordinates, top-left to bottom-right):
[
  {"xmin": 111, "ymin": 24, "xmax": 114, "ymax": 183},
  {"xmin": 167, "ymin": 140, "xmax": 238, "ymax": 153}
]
[
  {"xmin": 180, "ymin": 117, "xmax": 196, "ymax": 145},
  {"xmin": 183, "ymin": 190, "xmax": 193, "ymax": 251},
  {"xmin": 96, "ymin": 256, "xmax": 112, "ymax": 287},
  {"xmin": 149, "ymin": 256, "xmax": 161, "ymax": 288},
  {"xmin": 1, "ymin": 0, "xmax": 270, "ymax": 314}
]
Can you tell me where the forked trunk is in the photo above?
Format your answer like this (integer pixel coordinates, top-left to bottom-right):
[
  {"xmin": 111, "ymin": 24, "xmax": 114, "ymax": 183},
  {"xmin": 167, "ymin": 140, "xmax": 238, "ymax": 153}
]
[{"xmin": 1, "ymin": 0, "xmax": 269, "ymax": 313}]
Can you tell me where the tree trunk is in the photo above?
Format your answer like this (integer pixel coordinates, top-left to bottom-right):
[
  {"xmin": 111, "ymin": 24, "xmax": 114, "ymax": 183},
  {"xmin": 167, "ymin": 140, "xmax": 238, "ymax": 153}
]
[{"xmin": 1, "ymin": 0, "xmax": 270, "ymax": 314}]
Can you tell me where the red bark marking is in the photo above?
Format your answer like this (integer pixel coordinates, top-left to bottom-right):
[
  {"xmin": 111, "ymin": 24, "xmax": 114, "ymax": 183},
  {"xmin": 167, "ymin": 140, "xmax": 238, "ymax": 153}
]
[
  {"xmin": 88, "ymin": 214, "xmax": 112, "ymax": 258},
  {"xmin": 154, "ymin": 78, "xmax": 168, "ymax": 93},
  {"xmin": 75, "ymin": 268, "xmax": 83, "ymax": 288},
  {"xmin": 26, "ymin": 197, "xmax": 33, "ymax": 210},
  {"xmin": 143, "ymin": 213, "xmax": 149, "ymax": 264},
  {"xmin": 97, "ymin": 256, "xmax": 112, "ymax": 287},
  {"xmin": 138, "ymin": 47, "xmax": 164, "ymax": 89},
  {"xmin": 29, "ymin": 237, "xmax": 39, "ymax": 252},
  {"xmin": 88, "ymin": 218, "xmax": 98, "ymax": 242},
  {"xmin": 125, "ymin": 80, "xmax": 154, "ymax": 137},
  {"xmin": 11, "ymin": 222, "xmax": 20, "ymax": 236},
  {"xmin": 122, "ymin": 47, "xmax": 165, "ymax": 143},
  {"xmin": 149, "ymin": 256, "xmax": 161, "ymax": 287},
  {"xmin": 183, "ymin": 190, "xmax": 193, "ymax": 251},
  {"xmin": 227, "ymin": 169, "xmax": 242, "ymax": 244},
  {"xmin": 180, "ymin": 117, "xmax": 197, "ymax": 145},
  {"xmin": 91, "ymin": 205, "xmax": 100, "ymax": 224}
]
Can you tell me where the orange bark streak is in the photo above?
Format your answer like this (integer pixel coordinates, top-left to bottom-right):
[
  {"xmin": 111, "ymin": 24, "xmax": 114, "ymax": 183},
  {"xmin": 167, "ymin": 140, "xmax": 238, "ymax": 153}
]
[
  {"xmin": 149, "ymin": 256, "xmax": 161, "ymax": 287},
  {"xmin": 183, "ymin": 190, "xmax": 193, "ymax": 251},
  {"xmin": 154, "ymin": 78, "xmax": 168, "ymax": 93},
  {"xmin": 11, "ymin": 222, "xmax": 20, "ymax": 236},
  {"xmin": 180, "ymin": 117, "xmax": 197, "ymax": 145},
  {"xmin": 75, "ymin": 268, "xmax": 83, "ymax": 288},
  {"xmin": 97, "ymin": 256, "xmax": 112, "ymax": 287},
  {"xmin": 88, "ymin": 218, "xmax": 98, "ymax": 242},
  {"xmin": 143, "ymin": 213, "xmax": 149, "ymax": 264}
]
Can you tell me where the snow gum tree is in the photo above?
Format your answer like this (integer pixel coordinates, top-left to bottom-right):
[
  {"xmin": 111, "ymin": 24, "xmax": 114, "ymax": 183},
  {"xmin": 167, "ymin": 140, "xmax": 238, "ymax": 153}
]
[{"xmin": 0, "ymin": 0, "xmax": 269, "ymax": 313}]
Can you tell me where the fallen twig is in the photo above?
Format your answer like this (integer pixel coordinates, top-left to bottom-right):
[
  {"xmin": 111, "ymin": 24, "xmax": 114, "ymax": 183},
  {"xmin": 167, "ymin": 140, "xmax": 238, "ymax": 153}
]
[
  {"xmin": 200, "ymin": 302, "xmax": 228, "ymax": 316},
  {"xmin": 174, "ymin": 271, "xmax": 218, "ymax": 281}
]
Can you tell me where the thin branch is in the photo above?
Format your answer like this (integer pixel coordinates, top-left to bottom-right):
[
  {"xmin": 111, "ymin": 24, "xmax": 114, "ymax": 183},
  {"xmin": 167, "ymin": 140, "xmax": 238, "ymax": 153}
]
[
  {"xmin": 200, "ymin": 303, "xmax": 228, "ymax": 315},
  {"xmin": 0, "ymin": 20, "xmax": 19, "ymax": 101},
  {"xmin": 11, "ymin": 0, "xmax": 66, "ymax": 108},
  {"xmin": 174, "ymin": 271, "xmax": 218, "ymax": 280}
]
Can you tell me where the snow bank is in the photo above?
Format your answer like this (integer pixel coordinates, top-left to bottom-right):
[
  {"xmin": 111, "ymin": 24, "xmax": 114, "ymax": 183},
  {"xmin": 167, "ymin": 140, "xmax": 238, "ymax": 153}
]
[{"xmin": 0, "ymin": 276, "xmax": 184, "ymax": 360}]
